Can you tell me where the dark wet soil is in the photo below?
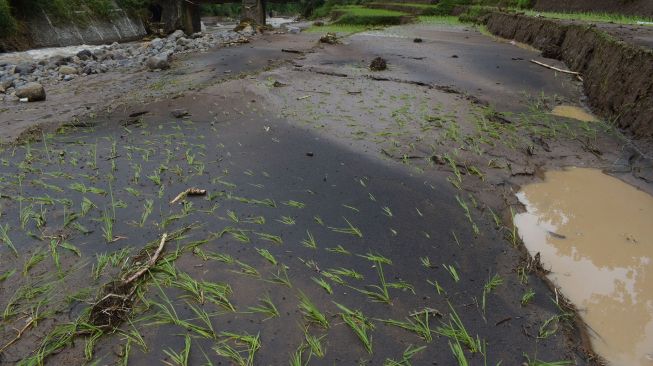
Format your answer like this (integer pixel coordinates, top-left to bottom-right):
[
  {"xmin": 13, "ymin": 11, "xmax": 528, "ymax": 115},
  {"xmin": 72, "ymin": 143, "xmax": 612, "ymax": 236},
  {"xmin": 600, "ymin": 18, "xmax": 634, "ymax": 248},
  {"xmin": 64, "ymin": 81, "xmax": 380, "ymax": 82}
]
[{"xmin": 1, "ymin": 21, "xmax": 651, "ymax": 365}]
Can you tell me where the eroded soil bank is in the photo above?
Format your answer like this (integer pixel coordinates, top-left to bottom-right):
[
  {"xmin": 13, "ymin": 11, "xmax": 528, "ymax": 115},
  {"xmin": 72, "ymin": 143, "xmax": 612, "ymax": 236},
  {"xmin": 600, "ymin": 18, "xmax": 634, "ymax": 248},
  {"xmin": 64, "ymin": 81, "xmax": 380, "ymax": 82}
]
[{"xmin": 484, "ymin": 12, "xmax": 653, "ymax": 138}]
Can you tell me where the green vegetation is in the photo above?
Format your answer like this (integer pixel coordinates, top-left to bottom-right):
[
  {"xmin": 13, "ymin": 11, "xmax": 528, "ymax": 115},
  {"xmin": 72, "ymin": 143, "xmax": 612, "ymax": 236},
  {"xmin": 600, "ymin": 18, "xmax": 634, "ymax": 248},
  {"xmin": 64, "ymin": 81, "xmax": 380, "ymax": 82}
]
[
  {"xmin": 521, "ymin": 9, "xmax": 653, "ymax": 25},
  {"xmin": 331, "ymin": 6, "xmax": 409, "ymax": 25},
  {"xmin": 0, "ymin": 0, "xmax": 15, "ymax": 36}
]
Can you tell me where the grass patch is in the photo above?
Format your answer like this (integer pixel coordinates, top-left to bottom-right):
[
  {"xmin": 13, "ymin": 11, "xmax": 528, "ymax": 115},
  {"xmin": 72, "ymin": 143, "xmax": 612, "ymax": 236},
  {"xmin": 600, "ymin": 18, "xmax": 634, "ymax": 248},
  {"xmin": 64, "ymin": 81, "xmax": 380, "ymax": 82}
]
[
  {"xmin": 418, "ymin": 15, "xmax": 463, "ymax": 25},
  {"xmin": 331, "ymin": 5, "xmax": 411, "ymax": 26},
  {"xmin": 520, "ymin": 9, "xmax": 653, "ymax": 25}
]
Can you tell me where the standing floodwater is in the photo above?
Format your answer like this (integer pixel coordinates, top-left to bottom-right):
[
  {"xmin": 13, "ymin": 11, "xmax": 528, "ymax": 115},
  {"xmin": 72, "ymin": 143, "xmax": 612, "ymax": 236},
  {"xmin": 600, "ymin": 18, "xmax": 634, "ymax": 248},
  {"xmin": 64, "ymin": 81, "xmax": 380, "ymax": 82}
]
[{"xmin": 515, "ymin": 168, "xmax": 653, "ymax": 366}]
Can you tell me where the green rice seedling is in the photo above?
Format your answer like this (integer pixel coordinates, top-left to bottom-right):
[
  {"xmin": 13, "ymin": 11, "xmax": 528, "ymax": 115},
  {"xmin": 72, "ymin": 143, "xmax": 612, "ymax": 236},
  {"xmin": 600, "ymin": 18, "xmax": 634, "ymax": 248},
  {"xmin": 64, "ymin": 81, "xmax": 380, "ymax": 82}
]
[
  {"xmin": 255, "ymin": 232, "xmax": 283, "ymax": 245},
  {"xmin": 387, "ymin": 279, "xmax": 415, "ymax": 294},
  {"xmin": 125, "ymin": 187, "xmax": 140, "ymax": 197},
  {"xmin": 455, "ymin": 195, "xmax": 479, "ymax": 236},
  {"xmin": 0, "ymin": 269, "xmax": 16, "ymax": 282},
  {"xmin": 442, "ymin": 263, "xmax": 460, "ymax": 282},
  {"xmin": 358, "ymin": 252, "xmax": 392, "ymax": 265},
  {"xmin": 218, "ymin": 227, "xmax": 251, "ymax": 243},
  {"xmin": 521, "ymin": 289, "xmax": 535, "ymax": 306},
  {"xmin": 163, "ymin": 334, "xmax": 191, "ymax": 366},
  {"xmin": 205, "ymin": 251, "xmax": 235, "ymax": 264},
  {"xmin": 187, "ymin": 302, "xmax": 218, "ymax": 335},
  {"xmin": 449, "ymin": 338, "xmax": 468, "ymax": 366},
  {"xmin": 256, "ymin": 248, "xmax": 278, "ymax": 265},
  {"xmin": 283, "ymin": 200, "xmax": 305, "ymax": 209},
  {"xmin": 81, "ymin": 197, "xmax": 96, "ymax": 216},
  {"xmin": 214, "ymin": 331, "xmax": 261, "ymax": 366},
  {"xmin": 420, "ymin": 257, "xmax": 433, "ymax": 268},
  {"xmin": 383, "ymin": 344, "xmax": 427, "ymax": 366},
  {"xmin": 236, "ymin": 261, "xmax": 261, "ymax": 278},
  {"xmin": 248, "ymin": 293, "xmax": 279, "ymax": 320},
  {"xmin": 23, "ymin": 249, "xmax": 47, "ymax": 274},
  {"xmin": 244, "ymin": 215, "xmax": 265, "ymax": 225},
  {"xmin": 313, "ymin": 216, "xmax": 324, "ymax": 226},
  {"xmin": 277, "ymin": 216, "xmax": 296, "ymax": 225},
  {"xmin": 303, "ymin": 329, "xmax": 326, "ymax": 358},
  {"xmin": 312, "ymin": 277, "xmax": 333, "ymax": 294},
  {"xmin": 369, "ymin": 193, "xmax": 376, "ymax": 202},
  {"xmin": 100, "ymin": 210, "xmax": 114, "ymax": 242},
  {"xmin": 382, "ymin": 206, "xmax": 393, "ymax": 217},
  {"xmin": 427, "ymin": 279, "xmax": 446, "ymax": 295},
  {"xmin": 334, "ymin": 302, "xmax": 374, "ymax": 354},
  {"xmin": 481, "ymin": 274, "xmax": 503, "ymax": 314},
  {"xmin": 139, "ymin": 199, "xmax": 154, "ymax": 227},
  {"xmin": 227, "ymin": 210, "xmax": 239, "ymax": 223},
  {"xmin": 68, "ymin": 182, "xmax": 106, "ymax": 195},
  {"xmin": 147, "ymin": 170, "xmax": 162, "ymax": 186},
  {"xmin": 522, "ymin": 354, "xmax": 573, "ymax": 366},
  {"xmin": 342, "ymin": 204, "xmax": 359, "ymax": 213},
  {"xmin": 0, "ymin": 224, "xmax": 17, "ymax": 256},
  {"xmin": 19, "ymin": 204, "xmax": 35, "ymax": 229},
  {"xmin": 329, "ymin": 267, "xmax": 363, "ymax": 280},
  {"xmin": 357, "ymin": 263, "xmax": 391, "ymax": 304},
  {"xmin": 325, "ymin": 245, "xmax": 350, "ymax": 255},
  {"xmin": 298, "ymin": 292, "xmax": 329, "ymax": 328},
  {"xmin": 329, "ymin": 217, "xmax": 362, "ymax": 238},
  {"xmin": 289, "ymin": 342, "xmax": 310, "ymax": 366},
  {"xmin": 301, "ymin": 230, "xmax": 318, "ymax": 249},
  {"xmin": 538, "ymin": 314, "xmax": 569, "ymax": 339},
  {"xmin": 380, "ymin": 311, "xmax": 433, "ymax": 342},
  {"xmin": 147, "ymin": 290, "xmax": 216, "ymax": 339},
  {"xmin": 268, "ymin": 265, "xmax": 292, "ymax": 287},
  {"xmin": 321, "ymin": 271, "xmax": 344, "ymax": 285},
  {"xmin": 436, "ymin": 302, "xmax": 482, "ymax": 353}
]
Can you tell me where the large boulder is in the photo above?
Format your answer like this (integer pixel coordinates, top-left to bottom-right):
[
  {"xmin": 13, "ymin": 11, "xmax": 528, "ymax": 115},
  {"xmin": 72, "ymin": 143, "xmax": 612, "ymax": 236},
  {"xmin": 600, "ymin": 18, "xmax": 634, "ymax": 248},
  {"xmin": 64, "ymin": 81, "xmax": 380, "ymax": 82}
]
[
  {"xmin": 169, "ymin": 30, "xmax": 185, "ymax": 41},
  {"xmin": 58, "ymin": 65, "xmax": 78, "ymax": 75},
  {"xmin": 15, "ymin": 63, "xmax": 36, "ymax": 75},
  {"xmin": 15, "ymin": 82, "xmax": 46, "ymax": 102},
  {"xmin": 146, "ymin": 53, "xmax": 171, "ymax": 70},
  {"xmin": 76, "ymin": 49, "xmax": 94, "ymax": 61}
]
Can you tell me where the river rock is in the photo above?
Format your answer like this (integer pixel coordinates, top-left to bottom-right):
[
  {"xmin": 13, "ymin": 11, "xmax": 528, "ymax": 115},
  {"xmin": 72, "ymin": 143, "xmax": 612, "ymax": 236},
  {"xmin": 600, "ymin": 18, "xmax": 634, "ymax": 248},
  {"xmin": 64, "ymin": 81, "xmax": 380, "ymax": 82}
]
[
  {"xmin": 15, "ymin": 82, "xmax": 46, "ymax": 101},
  {"xmin": 15, "ymin": 63, "xmax": 36, "ymax": 75},
  {"xmin": 58, "ymin": 65, "xmax": 78, "ymax": 75},
  {"xmin": 146, "ymin": 53, "xmax": 171, "ymax": 70},
  {"xmin": 150, "ymin": 37, "xmax": 164, "ymax": 50},
  {"xmin": 76, "ymin": 49, "xmax": 94, "ymax": 61},
  {"xmin": 169, "ymin": 30, "xmax": 185, "ymax": 40},
  {"xmin": 177, "ymin": 37, "xmax": 191, "ymax": 46}
]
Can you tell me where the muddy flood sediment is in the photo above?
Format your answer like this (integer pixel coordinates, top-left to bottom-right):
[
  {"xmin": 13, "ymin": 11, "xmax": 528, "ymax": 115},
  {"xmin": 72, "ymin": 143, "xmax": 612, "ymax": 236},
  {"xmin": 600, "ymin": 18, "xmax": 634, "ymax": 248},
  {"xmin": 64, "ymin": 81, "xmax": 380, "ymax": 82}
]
[{"xmin": 515, "ymin": 167, "xmax": 653, "ymax": 366}]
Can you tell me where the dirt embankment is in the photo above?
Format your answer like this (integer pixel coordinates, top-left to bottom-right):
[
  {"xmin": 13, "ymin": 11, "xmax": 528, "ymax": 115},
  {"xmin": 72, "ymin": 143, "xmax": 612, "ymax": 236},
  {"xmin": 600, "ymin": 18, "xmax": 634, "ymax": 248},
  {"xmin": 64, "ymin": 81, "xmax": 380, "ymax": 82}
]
[
  {"xmin": 534, "ymin": 0, "xmax": 653, "ymax": 17},
  {"xmin": 484, "ymin": 12, "xmax": 653, "ymax": 137}
]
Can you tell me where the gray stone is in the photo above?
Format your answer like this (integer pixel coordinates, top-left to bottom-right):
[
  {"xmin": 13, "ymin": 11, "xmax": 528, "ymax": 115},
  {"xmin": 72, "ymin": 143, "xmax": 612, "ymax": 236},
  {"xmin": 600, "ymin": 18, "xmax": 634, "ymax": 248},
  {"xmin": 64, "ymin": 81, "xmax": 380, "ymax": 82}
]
[
  {"xmin": 150, "ymin": 38, "xmax": 164, "ymax": 50},
  {"xmin": 58, "ymin": 65, "xmax": 78, "ymax": 75},
  {"xmin": 15, "ymin": 63, "xmax": 36, "ymax": 75},
  {"xmin": 146, "ymin": 53, "xmax": 171, "ymax": 70},
  {"xmin": 76, "ymin": 49, "xmax": 94, "ymax": 61},
  {"xmin": 169, "ymin": 30, "xmax": 185, "ymax": 41},
  {"xmin": 177, "ymin": 37, "xmax": 190, "ymax": 46},
  {"xmin": 15, "ymin": 82, "xmax": 46, "ymax": 102}
]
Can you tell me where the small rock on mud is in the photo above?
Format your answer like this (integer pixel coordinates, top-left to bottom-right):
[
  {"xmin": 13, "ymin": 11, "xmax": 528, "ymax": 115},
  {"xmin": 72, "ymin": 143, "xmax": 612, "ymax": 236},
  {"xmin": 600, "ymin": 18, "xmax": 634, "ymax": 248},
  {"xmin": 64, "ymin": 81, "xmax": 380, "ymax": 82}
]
[
  {"xmin": 171, "ymin": 109, "xmax": 189, "ymax": 118},
  {"xmin": 146, "ymin": 53, "xmax": 171, "ymax": 70},
  {"xmin": 369, "ymin": 57, "xmax": 387, "ymax": 71},
  {"xmin": 15, "ymin": 82, "xmax": 46, "ymax": 102},
  {"xmin": 413, "ymin": 38, "xmax": 423, "ymax": 43},
  {"xmin": 319, "ymin": 32, "xmax": 339, "ymax": 45}
]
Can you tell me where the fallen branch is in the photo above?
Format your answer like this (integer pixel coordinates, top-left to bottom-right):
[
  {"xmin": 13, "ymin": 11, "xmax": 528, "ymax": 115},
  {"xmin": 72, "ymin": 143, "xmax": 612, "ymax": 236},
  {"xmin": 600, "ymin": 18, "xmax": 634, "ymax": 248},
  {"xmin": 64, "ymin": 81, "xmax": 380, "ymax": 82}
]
[
  {"xmin": 170, "ymin": 188, "xmax": 207, "ymax": 204},
  {"xmin": 122, "ymin": 233, "xmax": 168, "ymax": 284},
  {"xmin": 0, "ymin": 317, "xmax": 35, "ymax": 354},
  {"xmin": 281, "ymin": 48, "xmax": 304, "ymax": 54},
  {"xmin": 530, "ymin": 59, "xmax": 582, "ymax": 81}
]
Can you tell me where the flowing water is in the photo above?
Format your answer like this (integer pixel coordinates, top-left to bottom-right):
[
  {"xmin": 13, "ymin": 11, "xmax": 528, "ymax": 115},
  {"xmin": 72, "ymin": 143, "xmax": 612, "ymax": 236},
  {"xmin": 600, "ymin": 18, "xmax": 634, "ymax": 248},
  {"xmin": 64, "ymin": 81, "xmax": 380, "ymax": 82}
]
[
  {"xmin": 515, "ymin": 167, "xmax": 653, "ymax": 366},
  {"xmin": 551, "ymin": 105, "xmax": 598, "ymax": 122}
]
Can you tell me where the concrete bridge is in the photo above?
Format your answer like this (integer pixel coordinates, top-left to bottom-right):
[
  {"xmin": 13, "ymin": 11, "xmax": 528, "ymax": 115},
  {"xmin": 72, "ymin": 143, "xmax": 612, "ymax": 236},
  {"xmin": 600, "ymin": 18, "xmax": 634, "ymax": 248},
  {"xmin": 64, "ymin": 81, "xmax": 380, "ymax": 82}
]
[{"xmin": 149, "ymin": 0, "xmax": 280, "ymax": 35}]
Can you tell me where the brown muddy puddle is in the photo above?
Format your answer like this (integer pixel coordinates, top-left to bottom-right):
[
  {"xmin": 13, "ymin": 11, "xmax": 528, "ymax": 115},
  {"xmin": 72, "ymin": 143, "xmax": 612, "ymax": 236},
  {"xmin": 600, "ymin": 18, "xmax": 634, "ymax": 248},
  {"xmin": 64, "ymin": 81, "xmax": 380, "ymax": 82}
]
[
  {"xmin": 515, "ymin": 167, "xmax": 653, "ymax": 366},
  {"xmin": 550, "ymin": 105, "xmax": 598, "ymax": 122}
]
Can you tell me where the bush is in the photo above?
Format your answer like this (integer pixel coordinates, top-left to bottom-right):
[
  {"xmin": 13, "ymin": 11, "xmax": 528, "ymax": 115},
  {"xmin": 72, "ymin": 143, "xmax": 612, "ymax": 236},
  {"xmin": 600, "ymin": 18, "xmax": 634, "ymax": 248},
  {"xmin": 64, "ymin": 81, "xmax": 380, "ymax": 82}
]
[{"xmin": 0, "ymin": 0, "xmax": 16, "ymax": 37}]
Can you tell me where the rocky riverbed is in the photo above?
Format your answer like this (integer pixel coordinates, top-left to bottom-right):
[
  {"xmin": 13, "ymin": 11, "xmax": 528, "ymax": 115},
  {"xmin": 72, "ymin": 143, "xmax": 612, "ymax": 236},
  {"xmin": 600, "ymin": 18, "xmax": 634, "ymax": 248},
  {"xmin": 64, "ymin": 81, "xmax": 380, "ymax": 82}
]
[{"xmin": 0, "ymin": 26, "xmax": 257, "ymax": 102}]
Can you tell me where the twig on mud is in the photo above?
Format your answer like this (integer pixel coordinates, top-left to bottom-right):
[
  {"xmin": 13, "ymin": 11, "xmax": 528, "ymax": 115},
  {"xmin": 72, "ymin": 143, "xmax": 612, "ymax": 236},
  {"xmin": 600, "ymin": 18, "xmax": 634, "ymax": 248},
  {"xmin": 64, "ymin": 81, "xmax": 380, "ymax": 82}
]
[
  {"xmin": 281, "ymin": 49, "xmax": 304, "ymax": 54},
  {"xmin": 530, "ymin": 59, "xmax": 583, "ymax": 81},
  {"xmin": 170, "ymin": 188, "xmax": 207, "ymax": 204},
  {"xmin": 297, "ymin": 89, "xmax": 331, "ymax": 95},
  {"xmin": 122, "ymin": 233, "xmax": 168, "ymax": 284},
  {"xmin": 0, "ymin": 317, "xmax": 35, "ymax": 353}
]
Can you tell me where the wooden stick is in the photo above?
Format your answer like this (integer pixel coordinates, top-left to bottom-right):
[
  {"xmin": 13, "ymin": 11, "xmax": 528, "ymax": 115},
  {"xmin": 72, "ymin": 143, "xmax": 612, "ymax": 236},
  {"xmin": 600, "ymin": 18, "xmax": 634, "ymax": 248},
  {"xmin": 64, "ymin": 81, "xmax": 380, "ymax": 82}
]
[
  {"xmin": 122, "ymin": 233, "xmax": 167, "ymax": 285},
  {"xmin": 530, "ymin": 59, "xmax": 580, "ymax": 75}
]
